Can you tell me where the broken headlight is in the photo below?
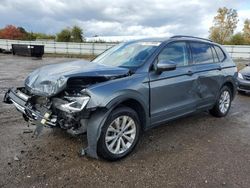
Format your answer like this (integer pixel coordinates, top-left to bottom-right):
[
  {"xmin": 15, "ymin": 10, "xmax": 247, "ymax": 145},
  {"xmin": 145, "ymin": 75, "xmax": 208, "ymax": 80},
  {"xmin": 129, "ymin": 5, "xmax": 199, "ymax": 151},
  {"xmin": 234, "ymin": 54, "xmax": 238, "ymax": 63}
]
[{"xmin": 61, "ymin": 96, "xmax": 90, "ymax": 112}]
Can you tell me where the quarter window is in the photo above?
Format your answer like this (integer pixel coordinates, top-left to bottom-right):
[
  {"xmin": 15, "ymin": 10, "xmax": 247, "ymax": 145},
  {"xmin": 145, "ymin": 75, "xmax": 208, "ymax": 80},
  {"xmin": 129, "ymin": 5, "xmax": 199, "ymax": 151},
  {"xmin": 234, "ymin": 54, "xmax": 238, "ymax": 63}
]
[
  {"xmin": 211, "ymin": 46, "xmax": 220, "ymax": 63},
  {"xmin": 214, "ymin": 45, "xmax": 226, "ymax": 62},
  {"xmin": 158, "ymin": 42, "xmax": 188, "ymax": 66},
  {"xmin": 190, "ymin": 42, "xmax": 214, "ymax": 64}
]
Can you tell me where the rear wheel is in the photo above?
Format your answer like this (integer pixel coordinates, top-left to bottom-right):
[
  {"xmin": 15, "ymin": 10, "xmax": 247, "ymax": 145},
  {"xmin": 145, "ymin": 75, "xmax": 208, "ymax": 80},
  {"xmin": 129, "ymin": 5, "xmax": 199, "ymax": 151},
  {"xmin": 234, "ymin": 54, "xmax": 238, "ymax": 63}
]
[
  {"xmin": 97, "ymin": 107, "xmax": 140, "ymax": 161},
  {"xmin": 210, "ymin": 86, "xmax": 232, "ymax": 117}
]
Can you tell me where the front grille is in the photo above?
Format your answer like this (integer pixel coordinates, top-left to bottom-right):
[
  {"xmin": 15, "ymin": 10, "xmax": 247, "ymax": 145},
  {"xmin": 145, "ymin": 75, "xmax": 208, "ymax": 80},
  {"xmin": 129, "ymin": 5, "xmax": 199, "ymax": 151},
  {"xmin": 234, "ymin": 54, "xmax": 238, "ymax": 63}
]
[{"xmin": 244, "ymin": 75, "xmax": 250, "ymax": 81}]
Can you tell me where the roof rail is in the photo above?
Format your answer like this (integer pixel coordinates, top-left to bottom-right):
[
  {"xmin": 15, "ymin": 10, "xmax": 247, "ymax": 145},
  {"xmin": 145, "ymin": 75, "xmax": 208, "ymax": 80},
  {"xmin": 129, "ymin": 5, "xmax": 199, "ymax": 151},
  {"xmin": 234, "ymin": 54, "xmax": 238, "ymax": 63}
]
[{"xmin": 170, "ymin": 35, "xmax": 213, "ymax": 42}]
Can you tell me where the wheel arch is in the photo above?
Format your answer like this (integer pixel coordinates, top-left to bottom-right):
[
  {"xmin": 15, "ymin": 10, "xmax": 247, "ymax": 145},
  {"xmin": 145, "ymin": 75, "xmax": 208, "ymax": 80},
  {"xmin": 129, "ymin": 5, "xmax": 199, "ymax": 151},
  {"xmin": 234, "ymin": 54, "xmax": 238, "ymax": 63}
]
[
  {"xmin": 106, "ymin": 96, "xmax": 150, "ymax": 130},
  {"xmin": 221, "ymin": 77, "xmax": 237, "ymax": 99}
]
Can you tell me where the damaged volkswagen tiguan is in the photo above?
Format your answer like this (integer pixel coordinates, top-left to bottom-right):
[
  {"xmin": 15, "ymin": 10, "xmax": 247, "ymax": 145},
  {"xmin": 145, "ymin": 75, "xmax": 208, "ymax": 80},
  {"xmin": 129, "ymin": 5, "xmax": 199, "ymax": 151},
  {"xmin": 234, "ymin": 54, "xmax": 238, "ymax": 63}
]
[{"xmin": 4, "ymin": 36, "xmax": 237, "ymax": 160}]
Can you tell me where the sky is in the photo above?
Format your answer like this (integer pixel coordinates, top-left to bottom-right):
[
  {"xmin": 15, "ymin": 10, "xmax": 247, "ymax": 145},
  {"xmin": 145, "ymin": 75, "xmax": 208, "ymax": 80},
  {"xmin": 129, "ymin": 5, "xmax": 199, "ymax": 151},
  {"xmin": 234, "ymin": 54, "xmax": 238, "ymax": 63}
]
[{"xmin": 0, "ymin": 0, "xmax": 250, "ymax": 38}]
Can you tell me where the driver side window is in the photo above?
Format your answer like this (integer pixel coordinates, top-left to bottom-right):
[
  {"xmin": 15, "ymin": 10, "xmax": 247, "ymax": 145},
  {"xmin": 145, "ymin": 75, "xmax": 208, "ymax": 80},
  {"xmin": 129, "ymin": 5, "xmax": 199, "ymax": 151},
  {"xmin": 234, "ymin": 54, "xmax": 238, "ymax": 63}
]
[{"xmin": 158, "ymin": 42, "xmax": 188, "ymax": 67}]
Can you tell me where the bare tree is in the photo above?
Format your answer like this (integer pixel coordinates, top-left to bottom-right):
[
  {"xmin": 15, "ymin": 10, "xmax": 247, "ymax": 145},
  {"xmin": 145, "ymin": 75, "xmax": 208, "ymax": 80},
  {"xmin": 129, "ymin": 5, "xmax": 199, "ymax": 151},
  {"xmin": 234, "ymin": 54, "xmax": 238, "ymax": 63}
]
[{"xmin": 209, "ymin": 7, "xmax": 239, "ymax": 44}]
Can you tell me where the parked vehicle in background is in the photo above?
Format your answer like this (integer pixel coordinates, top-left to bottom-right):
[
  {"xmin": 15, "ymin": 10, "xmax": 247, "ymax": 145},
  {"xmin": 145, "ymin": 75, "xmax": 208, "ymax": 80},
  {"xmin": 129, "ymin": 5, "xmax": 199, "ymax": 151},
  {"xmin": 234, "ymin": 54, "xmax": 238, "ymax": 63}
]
[
  {"xmin": 4, "ymin": 36, "xmax": 237, "ymax": 161},
  {"xmin": 237, "ymin": 63, "xmax": 250, "ymax": 94}
]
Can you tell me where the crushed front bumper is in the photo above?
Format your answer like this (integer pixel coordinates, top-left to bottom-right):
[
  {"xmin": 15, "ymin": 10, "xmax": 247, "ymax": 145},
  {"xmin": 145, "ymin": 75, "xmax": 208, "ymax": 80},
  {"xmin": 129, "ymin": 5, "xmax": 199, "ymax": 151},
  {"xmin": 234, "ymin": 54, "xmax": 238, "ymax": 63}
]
[{"xmin": 3, "ymin": 88, "xmax": 57, "ymax": 127}]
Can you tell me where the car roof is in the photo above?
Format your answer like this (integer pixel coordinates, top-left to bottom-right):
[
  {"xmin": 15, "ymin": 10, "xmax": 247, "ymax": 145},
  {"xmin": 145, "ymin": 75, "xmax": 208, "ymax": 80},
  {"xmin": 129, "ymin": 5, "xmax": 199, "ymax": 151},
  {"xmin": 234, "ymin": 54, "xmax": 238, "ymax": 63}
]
[
  {"xmin": 127, "ymin": 37, "xmax": 167, "ymax": 43},
  {"xmin": 128, "ymin": 35, "xmax": 217, "ymax": 45}
]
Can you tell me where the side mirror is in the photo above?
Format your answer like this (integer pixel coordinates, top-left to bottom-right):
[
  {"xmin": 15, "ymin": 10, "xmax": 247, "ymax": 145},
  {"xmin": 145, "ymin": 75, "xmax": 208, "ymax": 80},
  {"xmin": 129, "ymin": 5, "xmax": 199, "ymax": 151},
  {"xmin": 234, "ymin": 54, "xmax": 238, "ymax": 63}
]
[{"xmin": 156, "ymin": 60, "xmax": 177, "ymax": 74}]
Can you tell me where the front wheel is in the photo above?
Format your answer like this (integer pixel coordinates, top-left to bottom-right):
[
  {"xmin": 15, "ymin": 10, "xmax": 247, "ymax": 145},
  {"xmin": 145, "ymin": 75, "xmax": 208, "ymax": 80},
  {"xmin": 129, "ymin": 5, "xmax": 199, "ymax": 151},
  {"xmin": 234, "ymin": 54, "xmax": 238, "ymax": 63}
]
[
  {"xmin": 97, "ymin": 107, "xmax": 141, "ymax": 161},
  {"xmin": 210, "ymin": 86, "xmax": 232, "ymax": 117}
]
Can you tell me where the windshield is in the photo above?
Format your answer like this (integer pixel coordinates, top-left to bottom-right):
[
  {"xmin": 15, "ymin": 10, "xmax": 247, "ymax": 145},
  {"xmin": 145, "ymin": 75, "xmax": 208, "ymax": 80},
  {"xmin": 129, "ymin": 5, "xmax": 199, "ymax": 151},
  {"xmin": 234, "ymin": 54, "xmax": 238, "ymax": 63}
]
[{"xmin": 92, "ymin": 42, "xmax": 160, "ymax": 68}]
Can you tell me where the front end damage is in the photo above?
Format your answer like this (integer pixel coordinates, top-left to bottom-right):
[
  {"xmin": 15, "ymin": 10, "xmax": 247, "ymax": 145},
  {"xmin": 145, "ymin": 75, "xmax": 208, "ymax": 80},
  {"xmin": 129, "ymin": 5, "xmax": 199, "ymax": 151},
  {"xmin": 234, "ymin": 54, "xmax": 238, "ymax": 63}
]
[
  {"xmin": 4, "ymin": 87, "xmax": 92, "ymax": 135},
  {"xmin": 3, "ymin": 85, "xmax": 109, "ymax": 158},
  {"xmin": 3, "ymin": 60, "xmax": 131, "ymax": 158}
]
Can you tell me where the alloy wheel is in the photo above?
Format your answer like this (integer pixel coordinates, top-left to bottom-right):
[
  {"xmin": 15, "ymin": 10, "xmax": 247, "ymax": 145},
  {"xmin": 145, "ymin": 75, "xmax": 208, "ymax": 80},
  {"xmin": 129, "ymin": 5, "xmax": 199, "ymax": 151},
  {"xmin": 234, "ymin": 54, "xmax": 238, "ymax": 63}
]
[
  {"xmin": 219, "ymin": 90, "xmax": 230, "ymax": 114},
  {"xmin": 105, "ymin": 115, "xmax": 136, "ymax": 155}
]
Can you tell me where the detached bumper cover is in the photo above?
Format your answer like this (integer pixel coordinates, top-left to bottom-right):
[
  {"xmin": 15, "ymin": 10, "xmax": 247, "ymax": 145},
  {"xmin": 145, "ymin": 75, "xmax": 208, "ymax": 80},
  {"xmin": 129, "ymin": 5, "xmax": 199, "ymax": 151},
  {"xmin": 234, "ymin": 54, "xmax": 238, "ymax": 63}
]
[
  {"xmin": 237, "ymin": 79, "xmax": 250, "ymax": 92},
  {"xmin": 3, "ymin": 88, "xmax": 56, "ymax": 126}
]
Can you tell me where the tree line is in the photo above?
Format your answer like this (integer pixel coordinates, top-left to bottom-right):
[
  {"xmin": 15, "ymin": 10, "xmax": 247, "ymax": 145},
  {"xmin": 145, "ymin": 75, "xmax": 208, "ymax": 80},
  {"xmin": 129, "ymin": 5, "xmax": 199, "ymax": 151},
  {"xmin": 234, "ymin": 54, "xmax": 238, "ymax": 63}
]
[
  {"xmin": 0, "ymin": 25, "xmax": 84, "ymax": 42},
  {"xmin": 209, "ymin": 7, "xmax": 250, "ymax": 45}
]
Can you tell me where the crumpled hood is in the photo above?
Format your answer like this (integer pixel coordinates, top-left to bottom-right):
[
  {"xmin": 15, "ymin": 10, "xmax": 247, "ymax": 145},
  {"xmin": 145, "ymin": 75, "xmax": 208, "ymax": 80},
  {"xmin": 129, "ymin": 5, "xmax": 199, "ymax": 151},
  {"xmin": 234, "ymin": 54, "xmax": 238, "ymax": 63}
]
[{"xmin": 25, "ymin": 60, "xmax": 130, "ymax": 97}]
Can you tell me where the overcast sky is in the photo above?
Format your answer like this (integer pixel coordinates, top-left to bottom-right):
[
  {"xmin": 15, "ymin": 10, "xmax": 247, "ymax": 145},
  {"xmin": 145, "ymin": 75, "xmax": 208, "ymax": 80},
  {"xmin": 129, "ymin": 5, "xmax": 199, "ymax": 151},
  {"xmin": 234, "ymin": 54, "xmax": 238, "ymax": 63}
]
[{"xmin": 0, "ymin": 0, "xmax": 250, "ymax": 38}]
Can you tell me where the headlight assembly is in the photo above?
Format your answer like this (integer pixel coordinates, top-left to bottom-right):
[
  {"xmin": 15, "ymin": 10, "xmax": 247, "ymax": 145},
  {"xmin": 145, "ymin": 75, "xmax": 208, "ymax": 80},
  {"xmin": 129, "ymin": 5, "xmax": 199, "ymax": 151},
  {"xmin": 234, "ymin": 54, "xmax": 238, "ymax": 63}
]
[
  {"xmin": 238, "ymin": 72, "xmax": 244, "ymax": 80},
  {"xmin": 61, "ymin": 96, "xmax": 90, "ymax": 112}
]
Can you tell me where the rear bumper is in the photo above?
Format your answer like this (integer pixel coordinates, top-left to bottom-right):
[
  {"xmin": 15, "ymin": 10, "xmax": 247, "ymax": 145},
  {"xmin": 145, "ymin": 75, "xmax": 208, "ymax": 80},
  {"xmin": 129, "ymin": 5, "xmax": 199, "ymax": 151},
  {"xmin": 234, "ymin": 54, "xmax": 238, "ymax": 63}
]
[
  {"xmin": 237, "ymin": 78, "xmax": 250, "ymax": 92},
  {"xmin": 3, "ymin": 88, "xmax": 57, "ymax": 126}
]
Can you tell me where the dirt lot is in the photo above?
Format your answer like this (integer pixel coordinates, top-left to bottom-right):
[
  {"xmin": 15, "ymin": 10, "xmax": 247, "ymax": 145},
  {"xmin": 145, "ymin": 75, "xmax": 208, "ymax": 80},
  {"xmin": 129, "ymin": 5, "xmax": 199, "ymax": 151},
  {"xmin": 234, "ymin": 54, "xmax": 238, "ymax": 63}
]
[{"xmin": 0, "ymin": 54, "xmax": 250, "ymax": 188}]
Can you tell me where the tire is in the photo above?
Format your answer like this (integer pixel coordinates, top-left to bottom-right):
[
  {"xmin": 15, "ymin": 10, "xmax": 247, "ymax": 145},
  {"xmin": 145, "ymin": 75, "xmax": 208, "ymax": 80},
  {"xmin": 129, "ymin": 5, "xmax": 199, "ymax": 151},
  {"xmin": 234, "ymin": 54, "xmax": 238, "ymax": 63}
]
[
  {"xmin": 97, "ymin": 106, "xmax": 141, "ymax": 161},
  {"xmin": 209, "ymin": 86, "xmax": 232, "ymax": 117}
]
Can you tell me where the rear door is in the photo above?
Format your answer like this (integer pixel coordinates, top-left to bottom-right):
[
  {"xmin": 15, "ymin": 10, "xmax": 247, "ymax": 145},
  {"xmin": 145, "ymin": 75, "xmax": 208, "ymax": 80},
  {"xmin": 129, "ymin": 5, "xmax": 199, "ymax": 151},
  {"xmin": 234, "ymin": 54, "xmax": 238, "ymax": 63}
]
[
  {"xmin": 188, "ymin": 42, "xmax": 223, "ymax": 110},
  {"xmin": 149, "ymin": 41, "xmax": 199, "ymax": 126}
]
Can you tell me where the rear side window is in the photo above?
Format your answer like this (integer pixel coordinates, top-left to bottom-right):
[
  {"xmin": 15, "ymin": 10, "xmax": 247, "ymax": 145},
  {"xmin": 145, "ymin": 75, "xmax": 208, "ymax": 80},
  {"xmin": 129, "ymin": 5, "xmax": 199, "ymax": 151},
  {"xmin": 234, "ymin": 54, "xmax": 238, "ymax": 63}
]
[
  {"xmin": 214, "ymin": 45, "xmax": 226, "ymax": 62},
  {"xmin": 190, "ymin": 42, "xmax": 214, "ymax": 64},
  {"xmin": 158, "ymin": 42, "xmax": 188, "ymax": 67}
]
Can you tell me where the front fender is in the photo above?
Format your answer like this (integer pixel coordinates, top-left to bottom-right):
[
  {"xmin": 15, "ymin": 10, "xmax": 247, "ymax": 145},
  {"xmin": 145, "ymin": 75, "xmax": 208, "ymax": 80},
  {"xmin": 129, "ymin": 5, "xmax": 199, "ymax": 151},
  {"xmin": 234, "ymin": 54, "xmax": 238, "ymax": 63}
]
[
  {"xmin": 84, "ymin": 92, "xmax": 150, "ymax": 159},
  {"xmin": 105, "ymin": 90, "xmax": 148, "ymax": 109},
  {"xmin": 84, "ymin": 108, "xmax": 113, "ymax": 159}
]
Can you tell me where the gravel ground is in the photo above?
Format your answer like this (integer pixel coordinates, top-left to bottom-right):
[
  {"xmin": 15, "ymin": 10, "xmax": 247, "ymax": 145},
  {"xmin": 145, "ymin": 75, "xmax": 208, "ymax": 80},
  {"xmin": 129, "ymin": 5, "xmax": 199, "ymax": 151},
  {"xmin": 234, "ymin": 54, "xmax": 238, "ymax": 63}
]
[{"xmin": 0, "ymin": 54, "xmax": 250, "ymax": 188}]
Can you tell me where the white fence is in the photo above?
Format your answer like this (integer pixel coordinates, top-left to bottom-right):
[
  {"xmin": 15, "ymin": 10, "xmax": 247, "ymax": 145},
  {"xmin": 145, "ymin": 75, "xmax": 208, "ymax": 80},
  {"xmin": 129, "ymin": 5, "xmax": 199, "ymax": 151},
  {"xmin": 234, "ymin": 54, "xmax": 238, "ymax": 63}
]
[
  {"xmin": 0, "ymin": 39, "xmax": 250, "ymax": 59},
  {"xmin": 0, "ymin": 39, "xmax": 116, "ymax": 56},
  {"xmin": 224, "ymin": 45, "xmax": 250, "ymax": 59}
]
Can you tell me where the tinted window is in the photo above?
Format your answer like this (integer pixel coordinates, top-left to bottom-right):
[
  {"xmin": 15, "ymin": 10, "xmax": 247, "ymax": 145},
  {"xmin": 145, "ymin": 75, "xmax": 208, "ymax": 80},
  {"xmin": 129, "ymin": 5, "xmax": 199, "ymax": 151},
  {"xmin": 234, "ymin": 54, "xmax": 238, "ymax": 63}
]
[
  {"xmin": 158, "ymin": 42, "xmax": 188, "ymax": 66},
  {"xmin": 214, "ymin": 45, "xmax": 226, "ymax": 62},
  {"xmin": 190, "ymin": 42, "xmax": 214, "ymax": 64}
]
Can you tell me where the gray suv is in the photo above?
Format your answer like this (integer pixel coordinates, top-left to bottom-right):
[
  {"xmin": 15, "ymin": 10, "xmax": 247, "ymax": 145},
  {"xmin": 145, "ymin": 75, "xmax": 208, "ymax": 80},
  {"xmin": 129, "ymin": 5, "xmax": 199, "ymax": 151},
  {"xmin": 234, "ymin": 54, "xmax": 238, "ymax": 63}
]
[{"xmin": 4, "ymin": 36, "xmax": 237, "ymax": 160}]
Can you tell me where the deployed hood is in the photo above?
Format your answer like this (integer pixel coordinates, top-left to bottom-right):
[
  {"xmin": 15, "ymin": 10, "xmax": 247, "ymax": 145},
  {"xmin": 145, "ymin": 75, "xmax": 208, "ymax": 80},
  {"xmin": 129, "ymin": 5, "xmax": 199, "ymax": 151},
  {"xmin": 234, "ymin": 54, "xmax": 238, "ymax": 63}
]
[{"xmin": 25, "ymin": 60, "xmax": 130, "ymax": 97}]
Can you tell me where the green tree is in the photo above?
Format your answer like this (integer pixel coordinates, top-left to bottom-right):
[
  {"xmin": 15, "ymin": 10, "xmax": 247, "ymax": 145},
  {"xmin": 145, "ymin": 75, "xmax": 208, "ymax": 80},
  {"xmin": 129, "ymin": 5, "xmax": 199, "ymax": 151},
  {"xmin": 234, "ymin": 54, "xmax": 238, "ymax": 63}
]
[
  {"xmin": 243, "ymin": 19, "xmax": 250, "ymax": 44},
  {"xmin": 26, "ymin": 32, "xmax": 36, "ymax": 40},
  {"xmin": 34, "ymin": 33, "xmax": 55, "ymax": 40},
  {"xmin": 227, "ymin": 33, "xmax": 245, "ymax": 45},
  {"xmin": 17, "ymin": 27, "xmax": 27, "ymax": 35},
  {"xmin": 56, "ymin": 28, "xmax": 71, "ymax": 42},
  {"xmin": 71, "ymin": 26, "xmax": 84, "ymax": 42},
  {"xmin": 17, "ymin": 26, "xmax": 29, "ymax": 40},
  {"xmin": 209, "ymin": 7, "xmax": 239, "ymax": 44}
]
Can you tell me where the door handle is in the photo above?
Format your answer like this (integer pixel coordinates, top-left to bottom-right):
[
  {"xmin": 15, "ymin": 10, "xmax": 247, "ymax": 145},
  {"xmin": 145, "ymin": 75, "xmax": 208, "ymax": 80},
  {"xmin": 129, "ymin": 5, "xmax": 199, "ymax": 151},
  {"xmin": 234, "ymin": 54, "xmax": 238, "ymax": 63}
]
[{"xmin": 186, "ymin": 70, "xmax": 193, "ymax": 76}]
